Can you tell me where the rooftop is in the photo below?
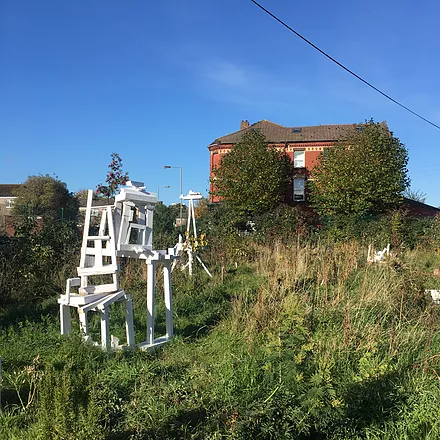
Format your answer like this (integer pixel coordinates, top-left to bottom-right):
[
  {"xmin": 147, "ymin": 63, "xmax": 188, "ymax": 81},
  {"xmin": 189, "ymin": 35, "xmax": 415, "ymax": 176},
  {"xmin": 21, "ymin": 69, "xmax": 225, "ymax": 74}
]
[
  {"xmin": 0, "ymin": 184, "xmax": 22, "ymax": 197},
  {"xmin": 210, "ymin": 120, "xmax": 388, "ymax": 145}
]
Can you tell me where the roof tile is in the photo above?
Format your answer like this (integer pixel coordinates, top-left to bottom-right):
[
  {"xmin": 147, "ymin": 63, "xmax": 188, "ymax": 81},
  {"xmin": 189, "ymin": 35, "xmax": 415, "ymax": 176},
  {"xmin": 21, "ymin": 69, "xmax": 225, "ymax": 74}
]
[
  {"xmin": 0, "ymin": 184, "xmax": 22, "ymax": 197},
  {"xmin": 210, "ymin": 120, "xmax": 377, "ymax": 145}
]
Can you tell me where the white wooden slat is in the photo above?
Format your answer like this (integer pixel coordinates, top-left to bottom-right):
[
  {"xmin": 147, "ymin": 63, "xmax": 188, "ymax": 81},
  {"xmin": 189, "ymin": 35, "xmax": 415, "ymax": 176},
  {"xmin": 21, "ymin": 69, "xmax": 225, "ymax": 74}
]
[
  {"xmin": 85, "ymin": 247, "xmax": 114, "ymax": 256},
  {"xmin": 79, "ymin": 283, "xmax": 118, "ymax": 294},
  {"xmin": 79, "ymin": 190, "xmax": 94, "ymax": 269},
  {"xmin": 77, "ymin": 265, "xmax": 118, "ymax": 276}
]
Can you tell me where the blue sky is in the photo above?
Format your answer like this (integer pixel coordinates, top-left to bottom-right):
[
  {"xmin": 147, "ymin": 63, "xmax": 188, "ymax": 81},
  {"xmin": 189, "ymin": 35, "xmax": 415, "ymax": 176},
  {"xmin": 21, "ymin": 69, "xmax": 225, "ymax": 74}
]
[{"xmin": 1, "ymin": 0, "xmax": 440, "ymax": 207}]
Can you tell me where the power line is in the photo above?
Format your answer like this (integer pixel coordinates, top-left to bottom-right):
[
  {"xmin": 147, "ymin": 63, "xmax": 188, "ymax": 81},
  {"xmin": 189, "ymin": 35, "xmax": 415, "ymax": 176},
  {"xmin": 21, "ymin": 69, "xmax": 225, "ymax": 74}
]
[{"xmin": 250, "ymin": 0, "xmax": 440, "ymax": 131}]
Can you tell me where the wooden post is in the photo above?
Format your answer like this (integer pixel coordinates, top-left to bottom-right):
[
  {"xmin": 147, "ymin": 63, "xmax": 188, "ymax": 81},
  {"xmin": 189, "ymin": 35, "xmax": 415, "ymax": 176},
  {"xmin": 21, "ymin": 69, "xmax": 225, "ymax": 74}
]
[
  {"xmin": 100, "ymin": 308, "xmax": 110, "ymax": 349},
  {"xmin": 125, "ymin": 295, "xmax": 135, "ymax": 347},
  {"xmin": 146, "ymin": 261, "xmax": 155, "ymax": 345},
  {"xmin": 78, "ymin": 310, "xmax": 88, "ymax": 336},
  {"xmin": 60, "ymin": 304, "xmax": 71, "ymax": 334},
  {"xmin": 163, "ymin": 262, "xmax": 173, "ymax": 339}
]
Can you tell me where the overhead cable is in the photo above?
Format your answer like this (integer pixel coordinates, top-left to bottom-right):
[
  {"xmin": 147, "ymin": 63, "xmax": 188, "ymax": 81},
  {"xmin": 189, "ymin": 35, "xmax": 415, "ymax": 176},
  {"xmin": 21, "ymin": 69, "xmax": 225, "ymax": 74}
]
[{"xmin": 250, "ymin": 0, "xmax": 440, "ymax": 130}]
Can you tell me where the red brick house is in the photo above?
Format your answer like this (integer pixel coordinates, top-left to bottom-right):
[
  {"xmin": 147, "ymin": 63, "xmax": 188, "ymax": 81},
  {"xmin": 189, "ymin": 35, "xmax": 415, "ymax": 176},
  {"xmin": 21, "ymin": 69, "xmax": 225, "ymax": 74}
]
[
  {"xmin": 0, "ymin": 184, "xmax": 21, "ymax": 236},
  {"xmin": 208, "ymin": 119, "xmax": 367, "ymax": 203},
  {"xmin": 208, "ymin": 119, "xmax": 440, "ymax": 216}
]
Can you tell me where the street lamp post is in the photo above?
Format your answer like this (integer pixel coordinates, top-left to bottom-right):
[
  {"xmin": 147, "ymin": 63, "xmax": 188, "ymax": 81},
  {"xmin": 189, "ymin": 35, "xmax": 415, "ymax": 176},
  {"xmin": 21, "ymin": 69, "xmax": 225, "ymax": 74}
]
[
  {"xmin": 157, "ymin": 185, "xmax": 170, "ymax": 202},
  {"xmin": 164, "ymin": 166, "xmax": 183, "ymax": 228}
]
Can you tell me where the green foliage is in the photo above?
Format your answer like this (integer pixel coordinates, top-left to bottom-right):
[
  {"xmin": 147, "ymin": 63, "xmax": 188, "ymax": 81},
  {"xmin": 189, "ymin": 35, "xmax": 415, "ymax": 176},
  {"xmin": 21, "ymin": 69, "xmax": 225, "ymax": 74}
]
[
  {"xmin": 252, "ymin": 204, "xmax": 317, "ymax": 243},
  {"xmin": 153, "ymin": 202, "xmax": 182, "ymax": 249},
  {"xmin": 96, "ymin": 152, "xmax": 129, "ymax": 199},
  {"xmin": 13, "ymin": 174, "xmax": 79, "ymax": 221},
  {"xmin": 316, "ymin": 211, "xmax": 434, "ymax": 249},
  {"xmin": 4, "ymin": 210, "xmax": 440, "ymax": 438},
  {"xmin": 0, "ymin": 219, "xmax": 80, "ymax": 308},
  {"xmin": 211, "ymin": 130, "xmax": 292, "ymax": 216},
  {"xmin": 309, "ymin": 120, "xmax": 409, "ymax": 216},
  {"xmin": 404, "ymin": 187, "xmax": 427, "ymax": 203}
]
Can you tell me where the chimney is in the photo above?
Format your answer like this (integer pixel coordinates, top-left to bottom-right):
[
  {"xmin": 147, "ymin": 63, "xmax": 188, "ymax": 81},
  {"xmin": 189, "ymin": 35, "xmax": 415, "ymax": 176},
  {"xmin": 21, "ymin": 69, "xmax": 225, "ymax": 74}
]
[{"xmin": 240, "ymin": 120, "xmax": 250, "ymax": 130}]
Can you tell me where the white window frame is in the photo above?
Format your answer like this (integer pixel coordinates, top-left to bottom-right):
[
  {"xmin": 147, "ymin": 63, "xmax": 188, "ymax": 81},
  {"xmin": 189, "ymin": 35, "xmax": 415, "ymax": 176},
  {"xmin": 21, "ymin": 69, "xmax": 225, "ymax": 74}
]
[
  {"xmin": 293, "ymin": 177, "xmax": 305, "ymax": 202},
  {"xmin": 293, "ymin": 150, "xmax": 305, "ymax": 168},
  {"xmin": 5, "ymin": 199, "xmax": 14, "ymax": 209}
]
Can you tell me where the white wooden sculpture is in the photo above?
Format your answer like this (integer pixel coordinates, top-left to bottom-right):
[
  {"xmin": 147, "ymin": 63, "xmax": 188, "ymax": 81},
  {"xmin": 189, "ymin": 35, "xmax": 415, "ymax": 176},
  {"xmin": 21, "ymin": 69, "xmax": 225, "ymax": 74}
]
[
  {"xmin": 426, "ymin": 290, "xmax": 440, "ymax": 305},
  {"xmin": 367, "ymin": 244, "xmax": 390, "ymax": 264},
  {"xmin": 174, "ymin": 191, "xmax": 212, "ymax": 278},
  {"xmin": 58, "ymin": 181, "xmax": 177, "ymax": 350}
]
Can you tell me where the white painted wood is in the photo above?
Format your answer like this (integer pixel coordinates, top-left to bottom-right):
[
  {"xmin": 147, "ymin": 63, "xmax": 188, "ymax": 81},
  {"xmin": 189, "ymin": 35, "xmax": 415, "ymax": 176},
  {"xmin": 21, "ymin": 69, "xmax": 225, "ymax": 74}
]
[
  {"xmin": 163, "ymin": 262, "xmax": 173, "ymax": 339},
  {"xmin": 100, "ymin": 308, "xmax": 110, "ymax": 349},
  {"xmin": 367, "ymin": 244, "xmax": 390, "ymax": 264},
  {"xmin": 177, "ymin": 191, "xmax": 212, "ymax": 278},
  {"xmin": 138, "ymin": 335, "xmax": 170, "ymax": 351},
  {"xmin": 146, "ymin": 261, "xmax": 155, "ymax": 345},
  {"xmin": 78, "ymin": 310, "xmax": 88, "ymax": 336},
  {"xmin": 65, "ymin": 277, "xmax": 80, "ymax": 303},
  {"xmin": 124, "ymin": 295, "xmax": 135, "ymax": 347},
  {"xmin": 426, "ymin": 290, "xmax": 440, "ymax": 305},
  {"xmin": 59, "ymin": 182, "xmax": 177, "ymax": 350},
  {"xmin": 60, "ymin": 304, "xmax": 71, "ymax": 334},
  {"xmin": 79, "ymin": 190, "xmax": 93, "ymax": 270},
  {"xmin": 196, "ymin": 254, "xmax": 213, "ymax": 278},
  {"xmin": 58, "ymin": 292, "xmax": 107, "ymax": 307},
  {"xmin": 78, "ymin": 265, "xmax": 118, "ymax": 276}
]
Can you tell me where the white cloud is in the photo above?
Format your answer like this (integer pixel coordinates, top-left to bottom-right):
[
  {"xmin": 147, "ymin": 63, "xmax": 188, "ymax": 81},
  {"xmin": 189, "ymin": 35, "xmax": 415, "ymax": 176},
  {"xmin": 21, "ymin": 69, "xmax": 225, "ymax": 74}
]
[
  {"xmin": 191, "ymin": 56, "xmax": 312, "ymax": 108},
  {"xmin": 202, "ymin": 60, "xmax": 248, "ymax": 88}
]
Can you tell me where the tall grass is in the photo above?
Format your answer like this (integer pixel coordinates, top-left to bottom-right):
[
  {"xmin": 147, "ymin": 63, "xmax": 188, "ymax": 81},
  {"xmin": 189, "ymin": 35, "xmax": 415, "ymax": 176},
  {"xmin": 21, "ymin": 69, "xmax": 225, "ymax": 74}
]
[{"xmin": 1, "ymin": 239, "xmax": 440, "ymax": 438}]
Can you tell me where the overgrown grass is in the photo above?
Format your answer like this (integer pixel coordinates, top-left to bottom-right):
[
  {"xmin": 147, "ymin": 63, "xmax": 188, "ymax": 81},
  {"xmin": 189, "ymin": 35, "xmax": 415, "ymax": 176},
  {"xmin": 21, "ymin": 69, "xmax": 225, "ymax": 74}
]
[{"xmin": 2, "ymin": 240, "xmax": 440, "ymax": 438}]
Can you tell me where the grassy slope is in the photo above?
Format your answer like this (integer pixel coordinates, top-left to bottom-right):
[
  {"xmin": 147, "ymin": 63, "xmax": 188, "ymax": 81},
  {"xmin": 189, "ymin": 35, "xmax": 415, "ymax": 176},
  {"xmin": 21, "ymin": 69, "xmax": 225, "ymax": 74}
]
[{"xmin": 2, "ymin": 242, "xmax": 440, "ymax": 439}]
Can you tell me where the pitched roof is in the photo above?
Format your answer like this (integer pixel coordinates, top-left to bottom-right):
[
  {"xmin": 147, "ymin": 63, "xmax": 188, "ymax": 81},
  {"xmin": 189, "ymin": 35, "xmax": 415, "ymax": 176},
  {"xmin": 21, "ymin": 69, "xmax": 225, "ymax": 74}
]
[
  {"xmin": 0, "ymin": 184, "xmax": 22, "ymax": 197},
  {"xmin": 210, "ymin": 120, "xmax": 377, "ymax": 145},
  {"xmin": 403, "ymin": 197, "xmax": 440, "ymax": 216}
]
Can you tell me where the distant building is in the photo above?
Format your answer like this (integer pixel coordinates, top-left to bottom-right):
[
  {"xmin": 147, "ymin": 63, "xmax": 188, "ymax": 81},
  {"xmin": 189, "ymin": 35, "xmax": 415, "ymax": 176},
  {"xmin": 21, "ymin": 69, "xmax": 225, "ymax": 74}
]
[
  {"xmin": 0, "ymin": 184, "xmax": 21, "ymax": 236},
  {"xmin": 207, "ymin": 120, "xmax": 440, "ymax": 217},
  {"xmin": 208, "ymin": 119, "xmax": 374, "ymax": 203}
]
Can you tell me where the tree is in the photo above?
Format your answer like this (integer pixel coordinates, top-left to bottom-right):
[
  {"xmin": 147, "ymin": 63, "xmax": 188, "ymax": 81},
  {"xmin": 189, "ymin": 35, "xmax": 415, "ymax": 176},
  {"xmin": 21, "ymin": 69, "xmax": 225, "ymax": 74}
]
[
  {"xmin": 404, "ymin": 188, "xmax": 426, "ymax": 203},
  {"xmin": 211, "ymin": 130, "xmax": 292, "ymax": 216},
  {"xmin": 96, "ymin": 153, "xmax": 129, "ymax": 199},
  {"xmin": 13, "ymin": 174, "xmax": 79, "ymax": 221},
  {"xmin": 309, "ymin": 120, "xmax": 409, "ymax": 216},
  {"xmin": 153, "ymin": 202, "xmax": 179, "ymax": 249}
]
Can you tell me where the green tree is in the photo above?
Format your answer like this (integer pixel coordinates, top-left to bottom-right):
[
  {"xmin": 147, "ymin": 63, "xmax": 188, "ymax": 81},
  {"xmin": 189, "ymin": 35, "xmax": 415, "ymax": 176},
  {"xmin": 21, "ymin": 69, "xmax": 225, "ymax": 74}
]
[
  {"xmin": 96, "ymin": 152, "xmax": 129, "ymax": 199},
  {"xmin": 404, "ymin": 188, "xmax": 427, "ymax": 203},
  {"xmin": 211, "ymin": 130, "xmax": 292, "ymax": 216},
  {"xmin": 153, "ymin": 202, "xmax": 179, "ymax": 249},
  {"xmin": 13, "ymin": 174, "xmax": 78, "ymax": 221},
  {"xmin": 309, "ymin": 120, "xmax": 409, "ymax": 216}
]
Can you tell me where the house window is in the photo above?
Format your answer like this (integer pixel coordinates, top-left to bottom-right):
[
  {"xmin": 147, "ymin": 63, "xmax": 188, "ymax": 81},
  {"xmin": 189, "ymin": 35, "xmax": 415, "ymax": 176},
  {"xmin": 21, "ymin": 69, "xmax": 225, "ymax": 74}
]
[
  {"xmin": 5, "ymin": 199, "xmax": 14, "ymax": 209},
  {"xmin": 293, "ymin": 150, "xmax": 305, "ymax": 168},
  {"xmin": 293, "ymin": 177, "xmax": 305, "ymax": 201}
]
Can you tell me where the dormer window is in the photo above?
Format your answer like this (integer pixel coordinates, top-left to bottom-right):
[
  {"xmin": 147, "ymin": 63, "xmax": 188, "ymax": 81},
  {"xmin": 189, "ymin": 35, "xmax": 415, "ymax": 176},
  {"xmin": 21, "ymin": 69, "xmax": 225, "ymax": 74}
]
[{"xmin": 292, "ymin": 128, "xmax": 302, "ymax": 133}]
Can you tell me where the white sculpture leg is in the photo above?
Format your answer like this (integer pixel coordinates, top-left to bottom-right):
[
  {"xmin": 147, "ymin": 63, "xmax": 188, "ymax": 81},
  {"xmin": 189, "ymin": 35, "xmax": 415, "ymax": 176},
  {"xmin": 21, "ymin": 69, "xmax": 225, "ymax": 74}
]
[
  {"xmin": 187, "ymin": 249, "xmax": 194, "ymax": 277},
  {"xmin": 124, "ymin": 295, "xmax": 135, "ymax": 347},
  {"xmin": 100, "ymin": 308, "xmax": 110, "ymax": 349},
  {"xmin": 60, "ymin": 304, "xmax": 72, "ymax": 334},
  {"xmin": 195, "ymin": 254, "xmax": 213, "ymax": 278},
  {"xmin": 78, "ymin": 310, "xmax": 89, "ymax": 337},
  {"xmin": 146, "ymin": 261, "xmax": 155, "ymax": 345},
  {"xmin": 163, "ymin": 262, "xmax": 173, "ymax": 339}
]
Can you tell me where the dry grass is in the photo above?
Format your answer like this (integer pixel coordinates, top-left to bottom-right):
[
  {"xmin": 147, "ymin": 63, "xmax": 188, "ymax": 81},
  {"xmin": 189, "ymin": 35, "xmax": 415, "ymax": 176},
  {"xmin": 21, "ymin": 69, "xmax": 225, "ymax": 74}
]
[{"xmin": 229, "ymin": 240, "xmax": 440, "ymax": 366}]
